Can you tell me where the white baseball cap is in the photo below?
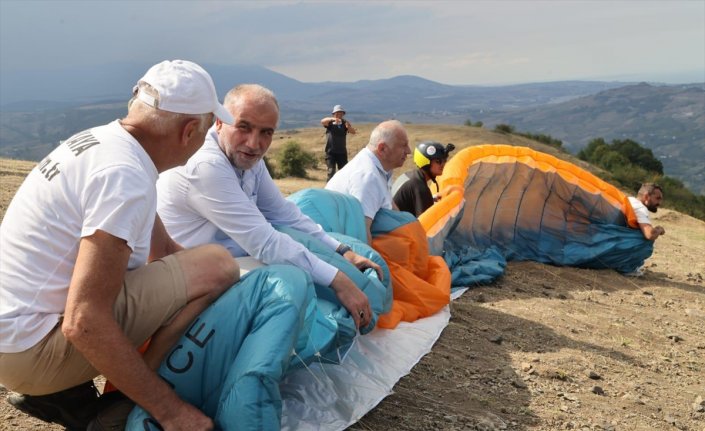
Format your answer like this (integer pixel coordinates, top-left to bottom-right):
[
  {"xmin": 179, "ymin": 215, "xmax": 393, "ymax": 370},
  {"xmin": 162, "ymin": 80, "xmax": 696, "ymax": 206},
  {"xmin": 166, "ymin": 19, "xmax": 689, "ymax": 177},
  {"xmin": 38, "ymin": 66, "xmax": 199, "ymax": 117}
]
[
  {"xmin": 332, "ymin": 105, "xmax": 345, "ymax": 114},
  {"xmin": 134, "ymin": 60, "xmax": 233, "ymax": 125}
]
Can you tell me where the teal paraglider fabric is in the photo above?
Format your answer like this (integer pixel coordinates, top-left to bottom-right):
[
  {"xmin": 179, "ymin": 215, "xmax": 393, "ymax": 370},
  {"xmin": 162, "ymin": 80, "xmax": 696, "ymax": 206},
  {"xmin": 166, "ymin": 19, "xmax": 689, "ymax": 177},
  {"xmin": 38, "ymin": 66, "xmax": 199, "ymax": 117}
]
[
  {"xmin": 125, "ymin": 265, "xmax": 315, "ymax": 431},
  {"xmin": 125, "ymin": 195, "xmax": 392, "ymax": 430},
  {"xmin": 276, "ymin": 226, "xmax": 392, "ymax": 366},
  {"xmin": 369, "ymin": 206, "xmax": 418, "ymax": 236},
  {"xmin": 287, "ymin": 188, "xmax": 368, "ymax": 243}
]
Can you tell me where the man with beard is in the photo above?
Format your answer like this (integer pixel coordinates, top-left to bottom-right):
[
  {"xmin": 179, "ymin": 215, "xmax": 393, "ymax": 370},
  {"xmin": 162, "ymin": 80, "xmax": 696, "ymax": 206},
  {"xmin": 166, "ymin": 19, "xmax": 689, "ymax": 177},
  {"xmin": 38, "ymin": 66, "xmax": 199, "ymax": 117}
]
[
  {"xmin": 157, "ymin": 84, "xmax": 380, "ymax": 330},
  {"xmin": 629, "ymin": 183, "xmax": 666, "ymax": 241}
]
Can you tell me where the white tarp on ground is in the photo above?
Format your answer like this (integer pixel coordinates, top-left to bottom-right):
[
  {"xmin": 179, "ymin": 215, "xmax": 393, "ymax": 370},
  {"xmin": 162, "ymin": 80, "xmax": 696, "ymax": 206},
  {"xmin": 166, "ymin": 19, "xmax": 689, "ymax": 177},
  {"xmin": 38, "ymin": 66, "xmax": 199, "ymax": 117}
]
[
  {"xmin": 280, "ymin": 289, "xmax": 466, "ymax": 431},
  {"xmin": 237, "ymin": 257, "xmax": 462, "ymax": 431}
]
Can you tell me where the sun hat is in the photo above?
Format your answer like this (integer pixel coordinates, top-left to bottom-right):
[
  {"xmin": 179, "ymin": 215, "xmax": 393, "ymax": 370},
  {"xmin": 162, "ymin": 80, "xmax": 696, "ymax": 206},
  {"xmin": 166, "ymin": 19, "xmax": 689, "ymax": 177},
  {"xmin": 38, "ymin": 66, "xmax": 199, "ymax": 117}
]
[
  {"xmin": 135, "ymin": 60, "xmax": 233, "ymax": 124},
  {"xmin": 331, "ymin": 105, "xmax": 346, "ymax": 114}
]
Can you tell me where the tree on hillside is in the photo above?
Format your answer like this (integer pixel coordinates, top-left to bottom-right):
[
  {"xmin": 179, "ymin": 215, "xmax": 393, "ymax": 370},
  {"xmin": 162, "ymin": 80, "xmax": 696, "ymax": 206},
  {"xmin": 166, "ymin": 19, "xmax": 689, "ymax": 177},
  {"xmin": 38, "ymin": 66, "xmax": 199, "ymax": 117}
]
[
  {"xmin": 577, "ymin": 138, "xmax": 608, "ymax": 161},
  {"xmin": 610, "ymin": 139, "xmax": 663, "ymax": 175},
  {"xmin": 578, "ymin": 137, "xmax": 704, "ymax": 221},
  {"xmin": 579, "ymin": 138, "xmax": 662, "ymax": 176}
]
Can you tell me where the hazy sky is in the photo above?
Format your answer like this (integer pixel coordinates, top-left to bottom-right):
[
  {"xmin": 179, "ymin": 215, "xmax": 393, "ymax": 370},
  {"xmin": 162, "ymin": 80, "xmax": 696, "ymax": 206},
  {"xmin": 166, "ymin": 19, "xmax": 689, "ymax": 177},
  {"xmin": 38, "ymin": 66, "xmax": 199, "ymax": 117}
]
[{"xmin": 1, "ymin": 0, "xmax": 704, "ymax": 86}]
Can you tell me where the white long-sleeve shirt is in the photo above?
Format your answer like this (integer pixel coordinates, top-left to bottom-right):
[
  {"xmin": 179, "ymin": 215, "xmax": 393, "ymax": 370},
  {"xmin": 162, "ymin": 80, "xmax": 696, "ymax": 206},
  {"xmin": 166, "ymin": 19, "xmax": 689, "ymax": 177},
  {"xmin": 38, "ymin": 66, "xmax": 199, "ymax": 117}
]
[
  {"xmin": 157, "ymin": 127, "xmax": 341, "ymax": 286},
  {"xmin": 325, "ymin": 147, "xmax": 393, "ymax": 219}
]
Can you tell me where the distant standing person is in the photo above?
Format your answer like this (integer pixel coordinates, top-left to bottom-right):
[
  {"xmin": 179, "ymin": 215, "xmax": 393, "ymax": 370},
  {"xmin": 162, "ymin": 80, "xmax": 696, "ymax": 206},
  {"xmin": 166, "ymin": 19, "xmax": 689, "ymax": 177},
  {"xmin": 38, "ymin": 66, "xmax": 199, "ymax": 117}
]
[
  {"xmin": 629, "ymin": 182, "xmax": 666, "ymax": 241},
  {"xmin": 321, "ymin": 105, "xmax": 356, "ymax": 181},
  {"xmin": 392, "ymin": 141, "xmax": 455, "ymax": 217}
]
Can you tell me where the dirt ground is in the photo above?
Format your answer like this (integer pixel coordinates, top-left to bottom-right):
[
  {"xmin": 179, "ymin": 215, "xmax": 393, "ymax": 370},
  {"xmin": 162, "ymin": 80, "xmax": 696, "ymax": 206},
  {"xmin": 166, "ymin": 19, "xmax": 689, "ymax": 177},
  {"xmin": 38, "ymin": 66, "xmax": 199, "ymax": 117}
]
[
  {"xmin": 348, "ymin": 208, "xmax": 705, "ymax": 431},
  {"xmin": 1, "ymin": 158, "xmax": 704, "ymax": 430}
]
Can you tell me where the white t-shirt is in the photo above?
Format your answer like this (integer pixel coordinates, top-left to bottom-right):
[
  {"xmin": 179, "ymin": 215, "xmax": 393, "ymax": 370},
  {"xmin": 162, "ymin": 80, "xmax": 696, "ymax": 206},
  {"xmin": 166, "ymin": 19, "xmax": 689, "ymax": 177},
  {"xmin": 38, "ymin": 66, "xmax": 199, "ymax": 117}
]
[
  {"xmin": 0, "ymin": 121, "xmax": 158, "ymax": 353},
  {"xmin": 628, "ymin": 196, "xmax": 652, "ymax": 225},
  {"xmin": 157, "ymin": 128, "xmax": 340, "ymax": 287},
  {"xmin": 325, "ymin": 148, "xmax": 393, "ymax": 219}
]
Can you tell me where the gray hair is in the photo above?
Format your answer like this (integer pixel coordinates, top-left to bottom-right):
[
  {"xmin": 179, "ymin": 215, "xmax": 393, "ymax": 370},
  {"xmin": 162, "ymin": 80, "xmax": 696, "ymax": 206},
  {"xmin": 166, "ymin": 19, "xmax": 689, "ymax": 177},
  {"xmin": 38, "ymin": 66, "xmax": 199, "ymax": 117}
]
[
  {"xmin": 224, "ymin": 84, "xmax": 279, "ymax": 111},
  {"xmin": 367, "ymin": 120, "xmax": 405, "ymax": 150},
  {"xmin": 128, "ymin": 82, "xmax": 213, "ymax": 135}
]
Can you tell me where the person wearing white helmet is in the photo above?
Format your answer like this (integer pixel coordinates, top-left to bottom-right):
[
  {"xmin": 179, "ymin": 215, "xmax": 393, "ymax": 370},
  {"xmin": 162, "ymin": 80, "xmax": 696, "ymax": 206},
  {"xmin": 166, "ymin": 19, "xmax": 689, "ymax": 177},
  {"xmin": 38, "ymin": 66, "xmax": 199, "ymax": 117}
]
[
  {"xmin": 0, "ymin": 60, "xmax": 239, "ymax": 430},
  {"xmin": 392, "ymin": 141, "xmax": 455, "ymax": 217},
  {"xmin": 321, "ymin": 104, "xmax": 357, "ymax": 181}
]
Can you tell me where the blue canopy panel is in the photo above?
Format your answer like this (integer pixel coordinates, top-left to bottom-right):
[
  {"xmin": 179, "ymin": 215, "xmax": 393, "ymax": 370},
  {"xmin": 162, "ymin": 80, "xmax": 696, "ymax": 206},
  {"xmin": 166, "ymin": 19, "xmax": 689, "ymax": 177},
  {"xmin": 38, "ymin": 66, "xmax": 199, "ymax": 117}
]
[
  {"xmin": 287, "ymin": 188, "xmax": 368, "ymax": 244},
  {"xmin": 126, "ymin": 193, "xmax": 392, "ymax": 430},
  {"xmin": 277, "ymin": 226, "xmax": 392, "ymax": 366},
  {"xmin": 126, "ymin": 265, "xmax": 315, "ymax": 431}
]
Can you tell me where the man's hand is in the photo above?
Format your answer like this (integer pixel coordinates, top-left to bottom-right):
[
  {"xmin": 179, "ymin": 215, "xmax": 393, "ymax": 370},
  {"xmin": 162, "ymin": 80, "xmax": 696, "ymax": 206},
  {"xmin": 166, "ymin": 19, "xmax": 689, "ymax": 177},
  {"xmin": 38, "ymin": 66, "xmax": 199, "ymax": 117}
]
[
  {"xmin": 330, "ymin": 271, "xmax": 372, "ymax": 328},
  {"xmin": 343, "ymin": 250, "xmax": 384, "ymax": 281},
  {"xmin": 639, "ymin": 223, "xmax": 666, "ymax": 241},
  {"xmin": 157, "ymin": 402, "xmax": 213, "ymax": 431}
]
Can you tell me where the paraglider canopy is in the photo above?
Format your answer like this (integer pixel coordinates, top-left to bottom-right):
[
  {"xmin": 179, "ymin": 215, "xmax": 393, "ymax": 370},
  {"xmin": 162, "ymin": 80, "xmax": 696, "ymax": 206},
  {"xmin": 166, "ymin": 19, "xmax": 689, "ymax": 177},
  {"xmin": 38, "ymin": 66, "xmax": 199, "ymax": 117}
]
[{"xmin": 422, "ymin": 144, "xmax": 651, "ymax": 274}]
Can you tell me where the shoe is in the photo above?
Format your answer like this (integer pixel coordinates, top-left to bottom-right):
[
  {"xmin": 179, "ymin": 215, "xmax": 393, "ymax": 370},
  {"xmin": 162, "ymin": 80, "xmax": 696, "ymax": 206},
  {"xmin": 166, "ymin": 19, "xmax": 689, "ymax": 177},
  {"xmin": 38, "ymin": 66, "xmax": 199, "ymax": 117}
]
[
  {"xmin": 624, "ymin": 265, "xmax": 645, "ymax": 277},
  {"xmin": 87, "ymin": 391, "xmax": 135, "ymax": 431},
  {"xmin": 7, "ymin": 381, "xmax": 99, "ymax": 430}
]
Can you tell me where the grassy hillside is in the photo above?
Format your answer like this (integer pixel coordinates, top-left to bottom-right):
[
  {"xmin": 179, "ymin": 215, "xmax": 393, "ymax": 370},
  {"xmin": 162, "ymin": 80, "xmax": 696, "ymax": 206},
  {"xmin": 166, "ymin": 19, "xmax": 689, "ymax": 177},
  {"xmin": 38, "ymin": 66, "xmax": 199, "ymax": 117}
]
[
  {"xmin": 0, "ymin": 123, "xmax": 678, "ymax": 219},
  {"xmin": 268, "ymin": 123, "xmax": 599, "ymax": 193}
]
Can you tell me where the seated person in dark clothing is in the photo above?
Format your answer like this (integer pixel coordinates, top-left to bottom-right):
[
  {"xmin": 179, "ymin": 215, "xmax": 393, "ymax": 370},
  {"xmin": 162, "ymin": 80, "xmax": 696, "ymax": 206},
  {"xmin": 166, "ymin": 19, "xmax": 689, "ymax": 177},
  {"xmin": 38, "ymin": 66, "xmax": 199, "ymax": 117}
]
[{"xmin": 392, "ymin": 141, "xmax": 455, "ymax": 217}]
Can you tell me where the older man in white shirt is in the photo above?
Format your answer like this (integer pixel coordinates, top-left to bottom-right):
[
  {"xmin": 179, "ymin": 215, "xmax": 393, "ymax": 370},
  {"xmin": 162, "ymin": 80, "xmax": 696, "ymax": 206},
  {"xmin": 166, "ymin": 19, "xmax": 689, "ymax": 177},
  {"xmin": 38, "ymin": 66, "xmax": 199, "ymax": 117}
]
[
  {"xmin": 157, "ymin": 84, "xmax": 381, "ymax": 329},
  {"xmin": 325, "ymin": 120, "xmax": 411, "ymax": 243}
]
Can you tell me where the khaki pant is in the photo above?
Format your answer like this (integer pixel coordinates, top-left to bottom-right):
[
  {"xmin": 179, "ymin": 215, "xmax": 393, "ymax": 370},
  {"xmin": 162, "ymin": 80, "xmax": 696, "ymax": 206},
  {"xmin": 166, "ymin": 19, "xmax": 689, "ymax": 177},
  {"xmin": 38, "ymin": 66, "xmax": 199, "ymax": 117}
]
[{"xmin": 0, "ymin": 255, "xmax": 187, "ymax": 395}]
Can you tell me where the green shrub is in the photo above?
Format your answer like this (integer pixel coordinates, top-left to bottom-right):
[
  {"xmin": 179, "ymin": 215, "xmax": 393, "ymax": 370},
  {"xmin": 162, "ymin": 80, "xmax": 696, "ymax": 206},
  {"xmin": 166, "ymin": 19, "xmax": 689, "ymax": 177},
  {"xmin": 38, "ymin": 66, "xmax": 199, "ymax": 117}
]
[
  {"xmin": 465, "ymin": 119, "xmax": 484, "ymax": 128},
  {"xmin": 517, "ymin": 132, "xmax": 563, "ymax": 149},
  {"xmin": 494, "ymin": 124, "xmax": 515, "ymax": 134},
  {"xmin": 578, "ymin": 137, "xmax": 704, "ymax": 221},
  {"xmin": 263, "ymin": 155, "xmax": 278, "ymax": 179},
  {"xmin": 277, "ymin": 141, "xmax": 317, "ymax": 178}
]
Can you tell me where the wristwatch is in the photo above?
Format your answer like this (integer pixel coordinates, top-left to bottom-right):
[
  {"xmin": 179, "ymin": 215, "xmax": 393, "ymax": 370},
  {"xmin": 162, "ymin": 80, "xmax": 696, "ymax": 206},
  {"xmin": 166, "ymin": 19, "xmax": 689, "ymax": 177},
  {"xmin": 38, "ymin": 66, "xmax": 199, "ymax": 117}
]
[{"xmin": 336, "ymin": 244, "xmax": 352, "ymax": 256}]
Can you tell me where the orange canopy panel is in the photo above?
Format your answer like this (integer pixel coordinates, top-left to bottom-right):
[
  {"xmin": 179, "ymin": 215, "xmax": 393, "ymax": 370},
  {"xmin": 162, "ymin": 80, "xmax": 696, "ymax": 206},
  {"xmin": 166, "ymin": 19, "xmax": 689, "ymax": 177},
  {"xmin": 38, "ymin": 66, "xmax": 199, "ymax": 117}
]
[
  {"xmin": 437, "ymin": 145, "xmax": 638, "ymax": 229},
  {"xmin": 372, "ymin": 218, "xmax": 451, "ymax": 329}
]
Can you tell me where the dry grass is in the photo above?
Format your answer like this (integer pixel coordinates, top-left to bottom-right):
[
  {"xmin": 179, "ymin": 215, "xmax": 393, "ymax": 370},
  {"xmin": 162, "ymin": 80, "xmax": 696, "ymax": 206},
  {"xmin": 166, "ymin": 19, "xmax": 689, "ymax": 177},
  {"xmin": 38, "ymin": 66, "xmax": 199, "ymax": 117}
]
[
  {"xmin": 270, "ymin": 123, "xmax": 579, "ymax": 183},
  {"xmin": 0, "ymin": 158, "xmax": 33, "ymax": 220}
]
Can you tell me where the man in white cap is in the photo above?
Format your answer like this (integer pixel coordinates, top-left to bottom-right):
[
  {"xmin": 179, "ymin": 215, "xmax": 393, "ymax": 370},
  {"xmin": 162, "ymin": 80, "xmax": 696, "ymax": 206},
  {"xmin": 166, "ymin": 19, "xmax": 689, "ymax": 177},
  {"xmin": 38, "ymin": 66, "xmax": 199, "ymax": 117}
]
[
  {"xmin": 0, "ymin": 60, "xmax": 239, "ymax": 430},
  {"xmin": 321, "ymin": 104, "xmax": 356, "ymax": 181}
]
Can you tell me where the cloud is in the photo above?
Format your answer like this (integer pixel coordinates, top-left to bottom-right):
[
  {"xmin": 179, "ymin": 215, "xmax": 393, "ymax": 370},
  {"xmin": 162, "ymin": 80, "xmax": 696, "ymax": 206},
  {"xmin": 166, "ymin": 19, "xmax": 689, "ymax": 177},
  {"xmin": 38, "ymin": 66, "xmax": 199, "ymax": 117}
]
[{"xmin": 1, "ymin": 0, "xmax": 703, "ymax": 86}]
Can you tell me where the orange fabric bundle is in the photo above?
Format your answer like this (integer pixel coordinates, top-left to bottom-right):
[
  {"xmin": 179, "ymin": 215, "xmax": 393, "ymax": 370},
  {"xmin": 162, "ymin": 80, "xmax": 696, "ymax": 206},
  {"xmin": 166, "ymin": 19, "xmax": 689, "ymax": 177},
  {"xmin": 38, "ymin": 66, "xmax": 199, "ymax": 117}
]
[{"xmin": 372, "ymin": 219, "xmax": 451, "ymax": 329}]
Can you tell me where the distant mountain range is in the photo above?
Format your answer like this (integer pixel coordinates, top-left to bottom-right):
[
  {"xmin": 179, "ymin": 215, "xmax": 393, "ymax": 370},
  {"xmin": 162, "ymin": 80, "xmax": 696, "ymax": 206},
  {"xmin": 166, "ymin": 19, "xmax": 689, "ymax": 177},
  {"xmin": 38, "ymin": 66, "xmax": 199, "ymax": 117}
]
[
  {"xmin": 477, "ymin": 83, "xmax": 705, "ymax": 194},
  {"xmin": 1, "ymin": 63, "xmax": 703, "ymax": 193}
]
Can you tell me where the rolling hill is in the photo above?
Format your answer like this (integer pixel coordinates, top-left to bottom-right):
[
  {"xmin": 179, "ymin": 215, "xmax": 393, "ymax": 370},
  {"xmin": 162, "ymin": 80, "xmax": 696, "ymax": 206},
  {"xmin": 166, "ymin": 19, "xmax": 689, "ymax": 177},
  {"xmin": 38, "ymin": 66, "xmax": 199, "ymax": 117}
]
[
  {"xmin": 478, "ymin": 83, "xmax": 705, "ymax": 194},
  {"xmin": 1, "ymin": 64, "xmax": 702, "ymax": 192}
]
